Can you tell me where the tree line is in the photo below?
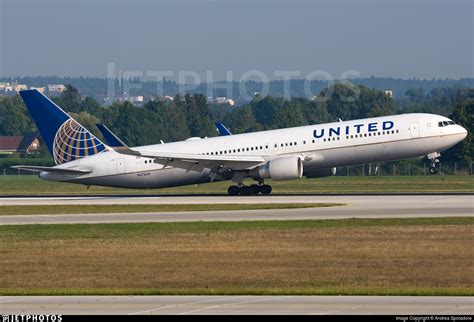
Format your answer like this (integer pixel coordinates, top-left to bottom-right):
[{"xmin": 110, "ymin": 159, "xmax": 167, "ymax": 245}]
[{"xmin": 0, "ymin": 84, "xmax": 472, "ymax": 162}]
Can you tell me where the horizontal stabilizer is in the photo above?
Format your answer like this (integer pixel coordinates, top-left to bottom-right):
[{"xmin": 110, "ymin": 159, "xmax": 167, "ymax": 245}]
[{"xmin": 10, "ymin": 165, "xmax": 92, "ymax": 175}]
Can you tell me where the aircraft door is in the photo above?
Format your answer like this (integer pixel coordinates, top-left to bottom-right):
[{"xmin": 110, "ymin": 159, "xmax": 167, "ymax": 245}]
[
  {"xmin": 116, "ymin": 158, "xmax": 126, "ymax": 174},
  {"xmin": 410, "ymin": 122, "xmax": 420, "ymax": 139}
]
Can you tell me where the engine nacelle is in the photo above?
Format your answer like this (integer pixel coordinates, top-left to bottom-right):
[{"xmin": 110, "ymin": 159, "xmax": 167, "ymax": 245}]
[
  {"xmin": 250, "ymin": 156, "xmax": 303, "ymax": 181},
  {"xmin": 304, "ymin": 167, "xmax": 337, "ymax": 178}
]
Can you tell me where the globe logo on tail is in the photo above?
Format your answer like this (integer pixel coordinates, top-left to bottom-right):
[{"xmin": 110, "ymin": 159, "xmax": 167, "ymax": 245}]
[{"xmin": 53, "ymin": 118, "xmax": 108, "ymax": 164}]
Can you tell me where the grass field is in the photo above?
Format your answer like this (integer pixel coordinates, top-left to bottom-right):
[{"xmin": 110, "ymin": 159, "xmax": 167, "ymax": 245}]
[
  {"xmin": 0, "ymin": 175, "xmax": 473, "ymax": 195},
  {"xmin": 0, "ymin": 203, "xmax": 343, "ymax": 215},
  {"xmin": 1, "ymin": 217, "xmax": 473, "ymax": 296}
]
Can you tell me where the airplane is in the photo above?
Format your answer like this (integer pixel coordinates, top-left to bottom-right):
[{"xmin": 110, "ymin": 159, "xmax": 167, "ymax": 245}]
[{"xmin": 13, "ymin": 89, "xmax": 468, "ymax": 195}]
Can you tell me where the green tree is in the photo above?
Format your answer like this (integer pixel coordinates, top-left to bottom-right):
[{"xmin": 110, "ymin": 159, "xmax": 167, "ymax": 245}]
[
  {"xmin": 405, "ymin": 87, "xmax": 425, "ymax": 103},
  {"xmin": 320, "ymin": 83, "xmax": 397, "ymax": 121},
  {"xmin": 447, "ymin": 96, "xmax": 473, "ymax": 162},
  {"xmin": 0, "ymin": 95, "xmax": 36, "ymax": 136},
  {"xmin": 53, "ymin": 84, "xmax": 81, "ymax": 112},
  {"xmin": 223, "ymin": 106, "xmax": 263, "ymax": 134}
]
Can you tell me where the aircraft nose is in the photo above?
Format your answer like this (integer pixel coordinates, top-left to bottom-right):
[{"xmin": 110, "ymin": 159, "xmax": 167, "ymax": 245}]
[{"xmin": 459, "ymin": 125, "xmax": 468, "ymax": 139}]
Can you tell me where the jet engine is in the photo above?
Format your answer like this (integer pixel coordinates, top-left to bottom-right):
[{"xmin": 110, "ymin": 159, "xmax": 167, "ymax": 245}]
[
  {"xmin": 304, "ymin": 167, "xmax": 337, "ymax": 178},
  {"xmin": 250, "ymin": 156, "xmax": 303, "ymax": 181}
]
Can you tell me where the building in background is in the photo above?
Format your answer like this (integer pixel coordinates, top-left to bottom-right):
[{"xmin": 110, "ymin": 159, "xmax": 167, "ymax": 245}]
[
  {"xmin": 0, "ymin": 133, "xmax": 41, "ymax": 155},
  {"xmin": 48, "ymin": 84, "xmax": 66, "ymax": 92}
]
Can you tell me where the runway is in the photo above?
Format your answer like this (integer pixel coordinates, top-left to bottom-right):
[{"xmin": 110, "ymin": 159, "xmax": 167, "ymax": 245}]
[
  {"xmin": 0, "ymin": 195, "xmax": 472, "ymax": 225},
  {"xmin": 1, "ymin": 296, "xmax": 473, "ymax": 315}
]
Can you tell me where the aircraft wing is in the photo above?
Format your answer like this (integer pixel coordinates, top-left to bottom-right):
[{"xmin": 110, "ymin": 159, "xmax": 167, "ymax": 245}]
[
  {"xmin": 10, "ymin": 165, "xmax": 92, "ymax": 175},
  {"xmin": 114, "ymin": 147, "xmax": 266, "ymax": 172}
]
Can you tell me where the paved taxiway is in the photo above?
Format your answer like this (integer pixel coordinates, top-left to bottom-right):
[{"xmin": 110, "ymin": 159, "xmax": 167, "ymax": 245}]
[
  {"xmin": 1, "ymin": 296, "xmax": 472, "ymax": 315},
  {"xmin": 0, "ymin": 195, "xmax": 472, "ymax": 225}
]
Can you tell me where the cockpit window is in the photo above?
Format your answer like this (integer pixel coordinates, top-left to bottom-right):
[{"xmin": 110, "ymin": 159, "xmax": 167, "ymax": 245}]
[{"xmin": 438, "ymin": 120, "xmax": 456, "ymax": 127}]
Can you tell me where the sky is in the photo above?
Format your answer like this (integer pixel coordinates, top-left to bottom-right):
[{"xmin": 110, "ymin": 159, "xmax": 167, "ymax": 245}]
[{"xmin": 0, "ymin": 0, "xmax": 472, "ymax": 80}]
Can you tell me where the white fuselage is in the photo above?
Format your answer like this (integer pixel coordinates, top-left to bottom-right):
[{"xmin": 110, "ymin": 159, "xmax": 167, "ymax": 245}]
[{"xmin": 40, "ymin": 113, "xmax": 468, "ymax": 189}]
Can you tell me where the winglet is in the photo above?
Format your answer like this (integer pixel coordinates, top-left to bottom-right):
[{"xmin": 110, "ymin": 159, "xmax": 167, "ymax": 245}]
[
  {"xmin": 96, "ymin": 124, "xmax": 128, "ymax": 147},
  {"xmin": 215, "ymin": 122, "xmax": 232, "ymax": 136}
]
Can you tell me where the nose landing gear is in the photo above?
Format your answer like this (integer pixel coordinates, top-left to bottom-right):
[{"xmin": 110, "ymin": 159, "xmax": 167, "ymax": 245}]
[{"xmin": 427, "ymin": 152, "xmax": 441, "ymax": 175}]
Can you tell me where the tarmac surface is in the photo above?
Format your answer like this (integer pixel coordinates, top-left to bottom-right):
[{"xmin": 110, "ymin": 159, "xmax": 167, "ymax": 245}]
[
  {"xmin": 0, "ymin": 195, "xmax": 472, "ymax": 225},
  {"xmin": 1, "ymin": 296, "xmax": 473, "ymax": 315}
]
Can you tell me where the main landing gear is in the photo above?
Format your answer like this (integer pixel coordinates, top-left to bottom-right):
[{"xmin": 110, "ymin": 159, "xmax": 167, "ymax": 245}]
[
  {"xmin": 427, "ymin": 152, "xmax": 441, "ymax": 175},
  {"xmin": 227, "ymin": 183, "xmax": 272, "ymax": 196}
]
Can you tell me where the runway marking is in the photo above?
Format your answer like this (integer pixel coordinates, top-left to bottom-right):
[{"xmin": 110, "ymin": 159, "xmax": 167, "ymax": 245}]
[
  {"xmin": 176, "ymin": 304, "xmax": 223, "ymax": 315},
  {"xmin": 129, "ymin": 296, "xmax": 242, "ymax": 315},
  {"xmin": 175, "ymin": 296, "xmax": 279, "ymax": 315}
]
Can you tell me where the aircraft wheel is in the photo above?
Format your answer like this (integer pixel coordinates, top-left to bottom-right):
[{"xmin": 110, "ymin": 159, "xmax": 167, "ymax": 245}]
[
  {"xmin": 429, "ymin": 166, "xmax": 438, "ymax": 175},
  {"xmin": 249, "ymin": 184, "xmax": 260, "ymax": 195},
  {"xmin": 228, "ymin": 186, "xmax": 240, "ymax": 196},
  {"xmin": 239, "ymin": 186, "xmax": 251, "ymax": 196},
  {"xmin": 260, "ymin": 184, "xmax": 272, "ymax": 195}
]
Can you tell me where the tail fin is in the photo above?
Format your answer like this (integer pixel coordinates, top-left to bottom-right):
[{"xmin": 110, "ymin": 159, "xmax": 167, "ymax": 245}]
[{"xmin": 20, "ymin": 89, "xmax": 108, "ymax": 165}]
